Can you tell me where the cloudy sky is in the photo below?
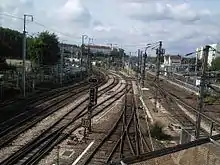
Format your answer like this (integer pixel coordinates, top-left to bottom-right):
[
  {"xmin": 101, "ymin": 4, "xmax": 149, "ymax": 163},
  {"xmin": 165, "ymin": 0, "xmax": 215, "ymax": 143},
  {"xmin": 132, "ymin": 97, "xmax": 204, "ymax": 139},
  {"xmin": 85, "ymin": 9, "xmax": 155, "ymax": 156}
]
[{"xmin": 0, "ymin": 0, "xmax": 220, "ymax": 55}]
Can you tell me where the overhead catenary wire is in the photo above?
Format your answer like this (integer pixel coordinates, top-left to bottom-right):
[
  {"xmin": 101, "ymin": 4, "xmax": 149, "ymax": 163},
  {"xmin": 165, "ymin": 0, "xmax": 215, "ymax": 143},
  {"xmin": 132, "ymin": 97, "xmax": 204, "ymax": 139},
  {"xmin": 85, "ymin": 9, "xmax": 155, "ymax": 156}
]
[
  {"xmin": 0, "ymin": 13, "xmax": 23, "ymax": 21},
  {"xmin": 0, "ymin": 12, "xmax": 81, "ymax": 42}
]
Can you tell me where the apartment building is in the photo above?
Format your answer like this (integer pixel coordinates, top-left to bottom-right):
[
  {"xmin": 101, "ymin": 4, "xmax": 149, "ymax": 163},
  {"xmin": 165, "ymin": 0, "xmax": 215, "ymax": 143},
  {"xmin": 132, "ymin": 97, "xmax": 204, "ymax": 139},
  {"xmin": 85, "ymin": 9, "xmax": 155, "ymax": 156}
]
[{"xmin": 196, "ymin": 43, "xmax": 220, "ymax": 66}]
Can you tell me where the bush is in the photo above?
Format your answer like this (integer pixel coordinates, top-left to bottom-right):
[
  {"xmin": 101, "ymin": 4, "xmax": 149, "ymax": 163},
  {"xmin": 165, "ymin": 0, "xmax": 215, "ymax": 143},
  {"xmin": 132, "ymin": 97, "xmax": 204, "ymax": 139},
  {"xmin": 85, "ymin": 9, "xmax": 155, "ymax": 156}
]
[
  {"xmin": 150, "ymin": 122, "xmax": 172, "ymax": 141},
  {"xmin": 204, "ymin": 95, "xmax": 219, "ymax": 104}
]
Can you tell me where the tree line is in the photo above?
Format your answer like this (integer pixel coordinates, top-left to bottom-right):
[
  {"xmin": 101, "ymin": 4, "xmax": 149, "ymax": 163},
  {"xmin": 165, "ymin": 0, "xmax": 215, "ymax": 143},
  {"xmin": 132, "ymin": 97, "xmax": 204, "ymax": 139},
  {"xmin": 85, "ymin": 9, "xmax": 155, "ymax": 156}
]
[{"xmin": 0, "ymin": 27, "xmax": 60, "ymax": 70}]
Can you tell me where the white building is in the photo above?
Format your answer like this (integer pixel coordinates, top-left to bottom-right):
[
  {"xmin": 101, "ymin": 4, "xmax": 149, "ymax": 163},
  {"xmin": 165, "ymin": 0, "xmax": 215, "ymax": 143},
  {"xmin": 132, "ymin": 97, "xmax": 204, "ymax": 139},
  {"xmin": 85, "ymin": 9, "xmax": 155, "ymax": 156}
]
[
  {"xmin": 6, "ymin": 59, "xmax": 32, "ymax": 72},
  {"xmin": 59, "ymin": 43, "xmax": 80, "ymax": 58},
  {"xmin": 86, "ymin": 45, "xmax": 112, "ymax": 55},
  {"xmin": 163, "ymin": 55, "xmax": 182, "ymax": 76},
  {"xmin": 164, "ymin": 55, "xmax": 182, "ymax": 66},
  {"xmin": 196, "ymin": 43, "xmax": 220, "ymax": 66}
]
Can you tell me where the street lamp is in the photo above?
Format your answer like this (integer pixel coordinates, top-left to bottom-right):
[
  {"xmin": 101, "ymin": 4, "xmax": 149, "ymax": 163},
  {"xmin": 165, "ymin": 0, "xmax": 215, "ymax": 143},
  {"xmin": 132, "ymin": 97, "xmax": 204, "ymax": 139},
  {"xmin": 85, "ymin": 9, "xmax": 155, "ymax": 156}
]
[{"xmin": 23, "ymin": 14, "xmax": 33, "ymax": 97}]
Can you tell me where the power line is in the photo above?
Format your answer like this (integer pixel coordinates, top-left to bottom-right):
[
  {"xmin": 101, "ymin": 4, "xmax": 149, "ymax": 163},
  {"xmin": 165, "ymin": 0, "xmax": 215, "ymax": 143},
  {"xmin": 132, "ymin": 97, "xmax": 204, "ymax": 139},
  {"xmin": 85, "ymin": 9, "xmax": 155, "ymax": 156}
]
[
  {"xmin": 33, "ymin": 20, "xmax": 80, "ymax": 39},
  {"xmin": 0, "ymin": 13, "xmax": 23, "ymax": 20},
  {"xmin": 0, "ymin": 13, "xmax": 81, "ymax": 41}
]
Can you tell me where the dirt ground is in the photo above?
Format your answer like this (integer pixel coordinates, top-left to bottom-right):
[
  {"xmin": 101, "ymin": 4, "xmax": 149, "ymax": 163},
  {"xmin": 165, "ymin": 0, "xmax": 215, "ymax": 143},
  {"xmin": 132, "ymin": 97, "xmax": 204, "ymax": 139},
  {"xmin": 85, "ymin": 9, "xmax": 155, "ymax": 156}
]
[{"xmin": 132, "ymin": 72, "xmax": 220, "ymax": 165}]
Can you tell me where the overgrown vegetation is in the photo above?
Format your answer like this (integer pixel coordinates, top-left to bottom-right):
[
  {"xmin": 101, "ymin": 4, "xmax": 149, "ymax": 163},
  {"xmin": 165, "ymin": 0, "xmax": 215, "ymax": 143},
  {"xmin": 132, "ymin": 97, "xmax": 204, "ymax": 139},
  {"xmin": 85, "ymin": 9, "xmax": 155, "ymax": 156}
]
[
  {"xmin": 204, "ymin": 94, "xmax": 220, "ymax": 104},
  {"xmin": 150, "ymin": 122, "xmax": 172, "ymax": 141},
  {"xmin": 211, "ymin": 57, "xmax": 220, "ymax": 71},
  {"xmin": 0, "ymin": 27, "xmax": 60, "ymax": 68},
  {"xmin": 27, "ymin": 31, "xmax": 60, "ymax": 66}
]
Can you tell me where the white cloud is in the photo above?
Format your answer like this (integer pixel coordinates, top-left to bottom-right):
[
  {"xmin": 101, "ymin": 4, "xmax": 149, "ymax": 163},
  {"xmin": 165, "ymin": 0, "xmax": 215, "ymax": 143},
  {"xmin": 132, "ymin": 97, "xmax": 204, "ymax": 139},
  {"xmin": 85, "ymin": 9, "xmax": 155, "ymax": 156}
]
[
  {"xmin": 93, "ymin": 25, "xmax": 113, "ymax": 32},
  {"xmin": 57, "ymin": 0, "xmax": 91, "ymax": 27},
  {"xmin": 127, "ymin": 1, "xmax": 210, "ymax": 23},
  {"xmin": 0, "ymin": 0, "xmax": 220, "ymax": 54}
]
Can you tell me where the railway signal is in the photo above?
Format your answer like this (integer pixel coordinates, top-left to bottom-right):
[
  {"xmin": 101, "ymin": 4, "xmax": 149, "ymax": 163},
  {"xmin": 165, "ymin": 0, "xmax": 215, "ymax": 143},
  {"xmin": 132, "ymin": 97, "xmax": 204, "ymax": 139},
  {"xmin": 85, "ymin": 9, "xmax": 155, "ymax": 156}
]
[
  {"xmin": 89, "ymin": 77, "xmax": 98, "ymax": 83},
  {"xmin": 82, "ymin": 118, "xmax": 91, "ymax": 140},
  {"xmin": 87, "ymin": 77, "xmax": 98, "ymax": 132},
  {"xmin": 154, "ymin": 41, "xmax": 165, "ymax": 112},
  {"xmin": 89, "ymin": 87, "xmax": 97, "ymax": 106}
]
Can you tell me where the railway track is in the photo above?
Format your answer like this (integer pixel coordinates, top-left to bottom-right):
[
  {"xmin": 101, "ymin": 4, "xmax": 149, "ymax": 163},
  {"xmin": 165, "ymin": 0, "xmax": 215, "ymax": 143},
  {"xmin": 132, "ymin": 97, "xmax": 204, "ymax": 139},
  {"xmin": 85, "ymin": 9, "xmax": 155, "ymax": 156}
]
[
  {"xmin": 0, "ymin": 69, "xmax": 105, "ymax": 108},
  {"xmin": 0, "ymin": 74, "xmax": 122, "ymax": 165},
  {"xmin": 0, "ymin": 75, "xmax": 89, "ymax": 109},
  {"xmin": 157, "ymin": 84, "xmax": 220, "ymax": 135},
  {"xmin": 0, "ymin": 71, "xmax": 107, "ymax": 128},
  {"xmin": 81, "ymin": 82, "xmax": 151, "ymax": 165},
  {"xmin": 0, "ymin": 73, "xmax": 109, "ymax": 148},
  {"xmin": 146, "ymin": 75, "xmax": 219, "ymax": 138}
]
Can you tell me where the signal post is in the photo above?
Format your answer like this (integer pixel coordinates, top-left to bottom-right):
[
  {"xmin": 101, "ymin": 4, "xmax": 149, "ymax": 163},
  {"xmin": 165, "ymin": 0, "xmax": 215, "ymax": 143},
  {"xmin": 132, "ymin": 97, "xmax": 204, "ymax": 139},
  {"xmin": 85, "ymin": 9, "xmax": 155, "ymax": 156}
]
[{"xmin": 82, "ymin": 77, "xmax": 98, "ymax": 138}]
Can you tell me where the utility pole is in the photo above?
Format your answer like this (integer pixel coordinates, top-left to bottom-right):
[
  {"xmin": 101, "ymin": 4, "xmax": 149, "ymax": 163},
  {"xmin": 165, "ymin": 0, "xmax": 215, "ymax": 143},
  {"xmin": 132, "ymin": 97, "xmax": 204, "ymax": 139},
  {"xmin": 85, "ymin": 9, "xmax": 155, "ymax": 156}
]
[
  {"xmin": 156, "ymin": 41, "xmax": 162, "ymax": 82},
  {"xmin": 88, "ymin": 46, "xmax": 91, "ymax": 76},
  {"xmin": 195, "ymin": 51, "xmax": 198, "ymax": 76},
  {"xmin": 142, "ymin": 50, "xmax": 148, "ymax": 87},
  {"xmin": 108, "ymin": 43, "xmax": 113, "ymax": 69},
  {"xmin": 137, "ymin": 49, "xmax": 141, "ymax": 80},
  {"xmin": 23, "ymin": 14, "xmax": 33, "ymax": 97},
  {"xmin": 128, "ymin": 52, "xmax": 131, "ymax": 75},
  {"xmin": 81, "ymin": 35, "xmax": 88, "ymax": 80},
  {"xmin": 56, "ymin": 146, "xmax": 60, "ymax": 165},
  {"xmin": 87, "ymin": 38, "xmax": 93, "ymax": 76},
  {"xmin": 139, "ymin": 51, "xmax": 143, "ymax": 84},
  {"xmin": 154, "ymin": 41, "xmax": 164, "ymax": 112},
  {"xmin": 140, "ymin": 51, "xmax": 143, "ymax": 75},
  {"xmin": 195, "ymin": 45, "xmax": 209, "ymax": 139},
  {"xmin": 60, "ymin": 46, "xmax": 64, "ymax": 86}
]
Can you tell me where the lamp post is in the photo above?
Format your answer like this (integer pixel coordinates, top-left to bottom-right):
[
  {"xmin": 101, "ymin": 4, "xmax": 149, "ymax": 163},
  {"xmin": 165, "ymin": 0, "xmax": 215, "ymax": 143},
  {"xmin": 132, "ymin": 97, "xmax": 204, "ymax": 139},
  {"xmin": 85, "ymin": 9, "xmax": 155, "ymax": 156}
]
[{"xmin": 23, "ymin": 14, "xmax": 33, "ymax": 97}]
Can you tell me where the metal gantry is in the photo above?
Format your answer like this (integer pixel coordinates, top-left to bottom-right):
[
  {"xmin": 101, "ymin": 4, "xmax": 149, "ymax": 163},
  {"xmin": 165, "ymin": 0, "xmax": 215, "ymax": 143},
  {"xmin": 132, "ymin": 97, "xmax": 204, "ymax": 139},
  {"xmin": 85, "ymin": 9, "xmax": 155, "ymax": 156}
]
[{"xmin": 195, "ymin": 45, "xmax": 209, "ymax": 139}]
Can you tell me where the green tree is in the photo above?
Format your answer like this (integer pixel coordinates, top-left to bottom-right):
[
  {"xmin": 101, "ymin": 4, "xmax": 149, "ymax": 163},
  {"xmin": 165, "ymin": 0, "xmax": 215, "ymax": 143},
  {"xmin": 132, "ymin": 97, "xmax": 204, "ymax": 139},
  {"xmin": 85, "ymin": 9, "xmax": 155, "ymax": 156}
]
[
  {"xmin": 110, "ymin": 48, "xmax": 119, "ymax": 57},
  {"xmin": 94, "ymin": 52, "xmax": 105, "ymax": 57},
  {"xmin": 0, "ymin": 56, "xmax": 8, "ymax": 70},
  {"xmin": 0, "ymin": 27, "xmax": 23, "ymax": 59},
  {"xmin": 27, "ymin": 31, "xmax": 60, "ymax": 66},
  {"xmin": 211, "ymin": 57, "xmax": 220, "ymax": 71},
  {"xmin": 27, "ymin": 36, "xmax": 44, "ymax": 65}
]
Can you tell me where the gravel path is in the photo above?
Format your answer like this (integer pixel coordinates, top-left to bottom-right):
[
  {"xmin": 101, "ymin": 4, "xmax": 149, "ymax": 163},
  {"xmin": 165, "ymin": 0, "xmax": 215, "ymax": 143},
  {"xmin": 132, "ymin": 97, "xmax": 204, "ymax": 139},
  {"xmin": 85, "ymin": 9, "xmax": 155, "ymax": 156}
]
[
  {"xmin": 0, "ymin": 76, "xmax": 115, "ymax": 162},
  {"xmin": 0, "ymin": 95, "xmax": 87, "ymax": 162}
]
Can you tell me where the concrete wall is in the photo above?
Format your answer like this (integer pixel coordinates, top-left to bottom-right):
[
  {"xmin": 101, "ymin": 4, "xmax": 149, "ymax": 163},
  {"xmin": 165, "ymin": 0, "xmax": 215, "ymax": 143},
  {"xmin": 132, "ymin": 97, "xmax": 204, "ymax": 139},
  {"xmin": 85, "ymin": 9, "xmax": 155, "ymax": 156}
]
[{"xmin": 6, "ymin": 59, "xmax": 32, "ymax": 71}]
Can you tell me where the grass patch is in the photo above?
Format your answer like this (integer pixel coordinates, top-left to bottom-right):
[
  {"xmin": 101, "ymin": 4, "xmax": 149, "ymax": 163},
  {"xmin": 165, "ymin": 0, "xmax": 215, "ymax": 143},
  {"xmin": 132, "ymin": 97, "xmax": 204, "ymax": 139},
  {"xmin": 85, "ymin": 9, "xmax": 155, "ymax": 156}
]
[
  {"xmin": 204, "ymin": 95, "xmax": 220, "ymax": 104},
  {"xmin": 150, "ymin": 122, "xmax": 172, "ymax": 141}
]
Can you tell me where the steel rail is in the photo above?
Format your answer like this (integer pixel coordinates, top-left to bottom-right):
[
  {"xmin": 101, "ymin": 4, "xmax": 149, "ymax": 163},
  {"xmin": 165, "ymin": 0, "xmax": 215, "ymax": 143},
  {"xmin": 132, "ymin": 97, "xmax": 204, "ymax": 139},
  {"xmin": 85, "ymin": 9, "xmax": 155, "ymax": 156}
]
[
  {"xmin": 21, "ymin": 82, "xmax": 127, "ymax": 165},
  {"xmin": 0, "ymin": 73, "xmax": 111, "ymax": 148},
  {"xmin": 0, "ymin": 75, "xmax": 121, "ymax": 165}
]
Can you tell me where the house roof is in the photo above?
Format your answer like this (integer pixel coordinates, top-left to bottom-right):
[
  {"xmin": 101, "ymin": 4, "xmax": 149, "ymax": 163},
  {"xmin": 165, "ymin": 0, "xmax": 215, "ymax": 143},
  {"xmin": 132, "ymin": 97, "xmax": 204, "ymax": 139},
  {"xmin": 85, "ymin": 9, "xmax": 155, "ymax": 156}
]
[
  {"xmin": 87, "ymin": 45, "xmax": 111, "ymax": 50},
  {"xmin": 165, "ymin": 54, "xmax": 181, "ymax": 60},
  {"xmin": 59, "ymin": 43, "xmax": 78, "ymax": 48}
]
